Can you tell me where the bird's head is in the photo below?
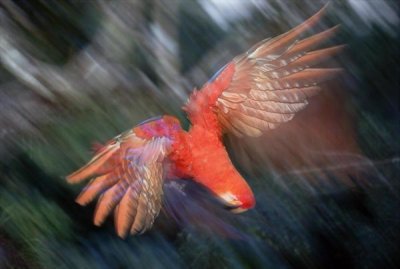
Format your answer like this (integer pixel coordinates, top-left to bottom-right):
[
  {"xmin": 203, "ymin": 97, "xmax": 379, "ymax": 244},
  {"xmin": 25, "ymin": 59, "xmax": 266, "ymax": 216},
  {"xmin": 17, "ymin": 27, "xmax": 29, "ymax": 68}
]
[{"xmin": 200, "ymin": 174, "xmax": 255, "ymax": 213}]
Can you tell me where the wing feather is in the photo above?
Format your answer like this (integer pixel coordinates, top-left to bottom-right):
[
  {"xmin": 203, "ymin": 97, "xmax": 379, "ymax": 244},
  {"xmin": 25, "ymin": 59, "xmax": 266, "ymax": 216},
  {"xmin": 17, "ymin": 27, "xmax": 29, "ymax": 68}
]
[
  {"xmin": 249, "ymin": 86, "xmax": 321, "ymax": 103},
  {"xmin": 243, "ymin": 100, "xmax": 308, "ymax": 114},
  {"xmin": 238, "ymin": 104, "xmax": 295, "ymax": 123},
  {"xmin": 66, "ymin": 145, "xmax": 120, "ymax": 183},
  {"xmin": 211, "ymin": 5, "xmax": 343, "ymax": 137},
  {"xmin": 94, "ymin": 171, "xmax": 128, "ymax": 226},
  {"xmin": 115, "ymin": 183, "xmax": 140, "ymax": 238},
  {"xmin": 75, "ymin": 172, "xmax": 119, "ymax": 206},
  {"xmin": 248, "ymin": 4, "xmax": 328, "ymax": 59},
  {"xmin": 267, "ymin": 26, "xmax": 341, "ymax": 68},
  {"xmin": 67, "ymin": 122, "xmax": 172, "ymax": 238},
  {"xmin": 231, "ymin": 117, "xmax": 263, "ymax": 137},
  {"xmin": 278, "ymin": 68, "xmax": 342, "ymax": 87},
  {"xmin": 267, "ymin": 46, "xmax": 345, "ymax": 79}
]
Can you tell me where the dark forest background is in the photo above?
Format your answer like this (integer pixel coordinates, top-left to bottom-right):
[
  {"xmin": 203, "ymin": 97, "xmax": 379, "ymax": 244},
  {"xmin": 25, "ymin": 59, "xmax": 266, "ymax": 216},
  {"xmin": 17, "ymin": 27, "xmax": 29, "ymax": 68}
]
[{"xmin": 0, "ymin": 0, "xmax": 399, "ymax": 268}]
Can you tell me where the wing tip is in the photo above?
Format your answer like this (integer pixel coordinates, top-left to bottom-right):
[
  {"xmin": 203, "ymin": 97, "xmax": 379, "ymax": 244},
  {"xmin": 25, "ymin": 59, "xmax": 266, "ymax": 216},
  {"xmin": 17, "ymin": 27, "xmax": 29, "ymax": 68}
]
[
  {"xmin": 322, "ymin": 24, "xmax": 341, "ymax": 38},
  {"xmin": 114, "ymin": 207, "xmax": 130, "ymax": 239},
  {"xmin": 314, "ymin": 2, "xmax": 330, "ymax": 19},
  {"xmin": 66, "ymin": 172, "xmax": 82, "ymax": 184},
  {"xmin": 93, "ymin": 195, "xmax": 110, "ymax": 227},
  {"xmin": 331, "ymin": 44, "xmax": 347, "ymax": 52},
  {"xmin": 75, "ymin": 196, "xmax": 88, "ymax": 206},
  {"xmin": 117, "ymin": 233, "xmax": 128, "ymax": 239},
  {"xmin": 299, "ymin": 2, "xmax": 330, "ymax": 29},
  {"xmin": 66, "ymin": 166, "xmax": 100, "ymax": 185},
  {"xmin": 116, "ymin": 225, "xmax": 129, "ymax": 239},
  {"xmin": 329, "ymin": 67, "xmax": 345, "ymax": 74},
  {"xmin": 75, "ymin": 189, "xmax": 97, "ymax": 206},
  {"xmin": 320, "ymin": 2, "xmax": 330, "ymax": 13},
  {"xmin": 93, "ymin": 216, "xmax": 104, "ymax": 227}
]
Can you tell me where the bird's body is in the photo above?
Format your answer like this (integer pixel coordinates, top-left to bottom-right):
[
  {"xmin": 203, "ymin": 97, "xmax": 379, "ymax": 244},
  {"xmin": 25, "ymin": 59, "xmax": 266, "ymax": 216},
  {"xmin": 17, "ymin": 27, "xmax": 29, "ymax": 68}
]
[{"xmin": 67, "ymin": 5, "xmax": 344, "ymax": 238}]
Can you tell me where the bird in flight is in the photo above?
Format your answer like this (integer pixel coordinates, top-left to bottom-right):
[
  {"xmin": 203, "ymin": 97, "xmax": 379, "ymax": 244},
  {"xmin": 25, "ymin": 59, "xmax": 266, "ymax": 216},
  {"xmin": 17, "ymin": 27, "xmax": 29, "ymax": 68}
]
[{"xmin": 67, "ymin": 5, "xmax": 343, "ymax": 238}]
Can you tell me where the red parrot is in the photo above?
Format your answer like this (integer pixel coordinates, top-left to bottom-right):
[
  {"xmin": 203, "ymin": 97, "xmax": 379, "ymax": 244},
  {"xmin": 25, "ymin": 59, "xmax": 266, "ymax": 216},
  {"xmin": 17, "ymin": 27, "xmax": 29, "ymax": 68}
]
[{"xmin": 67, "ymin": 6, "xmax": 344, "ymax": 238}]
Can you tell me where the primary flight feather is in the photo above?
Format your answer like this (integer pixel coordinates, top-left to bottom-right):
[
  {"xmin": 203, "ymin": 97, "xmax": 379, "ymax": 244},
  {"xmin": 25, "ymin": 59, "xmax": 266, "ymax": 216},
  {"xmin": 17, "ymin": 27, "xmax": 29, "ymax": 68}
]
[{"xmin": 67, "ymin": 5, "xmax": 343, "ymax": 238}]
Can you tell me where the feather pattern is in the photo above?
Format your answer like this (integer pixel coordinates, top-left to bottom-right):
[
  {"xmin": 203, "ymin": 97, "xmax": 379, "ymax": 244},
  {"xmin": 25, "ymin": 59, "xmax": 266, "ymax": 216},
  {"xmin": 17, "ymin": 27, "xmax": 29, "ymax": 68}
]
[
  {"xmin": 67, "ymin": 121, "xmax": 172, "ymax": 238},
  {"xmin": 212, "ymin": 4, "xmax": 343, "ymax": 137},
  {"xmin": 67, "ymin": 5, "xmax": 344, "ymax": 238}
]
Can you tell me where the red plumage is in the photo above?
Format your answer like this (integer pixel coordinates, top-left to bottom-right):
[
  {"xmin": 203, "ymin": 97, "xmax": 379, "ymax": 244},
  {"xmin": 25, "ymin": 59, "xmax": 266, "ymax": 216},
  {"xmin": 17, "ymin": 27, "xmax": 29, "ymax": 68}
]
[{"xmin": 67, "ymin": 4, "xmax": 344, "ymax": 237}]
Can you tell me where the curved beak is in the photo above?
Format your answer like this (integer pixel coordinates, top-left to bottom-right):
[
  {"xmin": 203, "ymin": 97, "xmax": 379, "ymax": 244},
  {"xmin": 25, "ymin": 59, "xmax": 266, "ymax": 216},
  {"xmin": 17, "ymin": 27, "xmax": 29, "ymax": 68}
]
[
  {"xmin": 229, "ymin": 206, "xmax": 248, "ymax": 214},
  {"xmin": 218, "ymin": 192, "xmax": 248, "ymax": 214}
]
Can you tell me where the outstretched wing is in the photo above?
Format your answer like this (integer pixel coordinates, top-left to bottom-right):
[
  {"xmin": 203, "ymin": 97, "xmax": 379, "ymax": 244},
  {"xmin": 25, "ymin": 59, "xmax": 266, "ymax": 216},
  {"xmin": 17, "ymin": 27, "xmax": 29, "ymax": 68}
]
[
  {"xmin": 192, "ymin": 5, "xmax": 344, "ymax": 137},
  {"xmin": 67, "ymin": 130, "xmax": 171, "ymax": 238}
]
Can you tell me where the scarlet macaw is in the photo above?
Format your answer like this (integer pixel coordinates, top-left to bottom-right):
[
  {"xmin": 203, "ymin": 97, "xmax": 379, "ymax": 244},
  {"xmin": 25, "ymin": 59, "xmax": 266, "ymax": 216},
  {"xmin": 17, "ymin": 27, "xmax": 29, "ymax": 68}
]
[{"xmin": 67, "ymin": 6, "xmax": 343, "ymax": 238}]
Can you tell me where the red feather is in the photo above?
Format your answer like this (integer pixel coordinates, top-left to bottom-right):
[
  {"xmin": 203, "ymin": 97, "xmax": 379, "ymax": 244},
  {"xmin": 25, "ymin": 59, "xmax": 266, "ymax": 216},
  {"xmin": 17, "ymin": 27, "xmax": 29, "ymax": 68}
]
[{"xmin": 67, "ymin": 4, "xmax": 350, "ymax": 238}]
